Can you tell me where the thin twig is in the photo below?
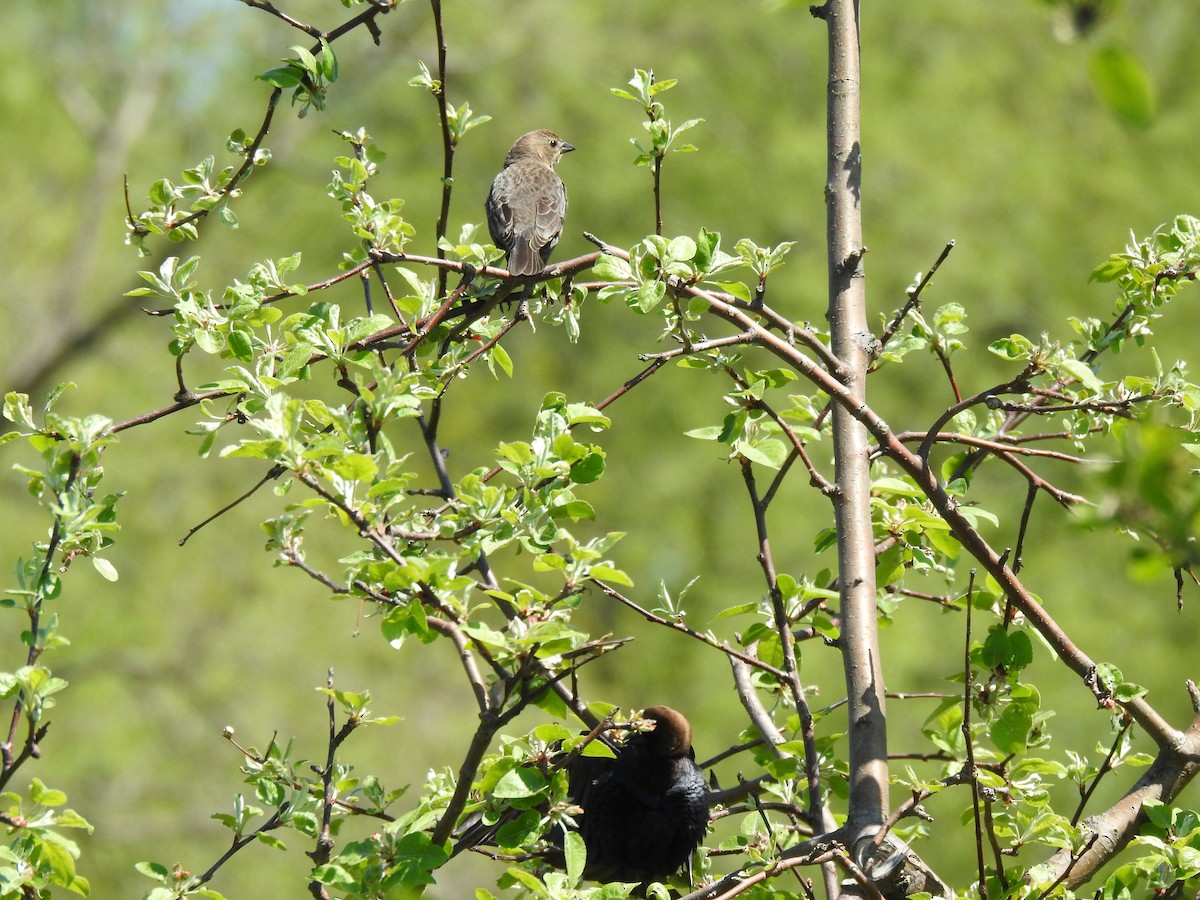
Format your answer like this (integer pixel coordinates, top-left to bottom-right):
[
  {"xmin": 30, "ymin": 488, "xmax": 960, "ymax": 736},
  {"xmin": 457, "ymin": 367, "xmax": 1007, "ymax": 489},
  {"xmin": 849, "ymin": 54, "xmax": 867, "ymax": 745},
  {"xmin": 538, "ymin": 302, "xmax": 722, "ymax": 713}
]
[
  {"xmin": 876, "ymin": 240, "xmax": 956, "ymax": 351},
  {"xmin": 1071, "ymin": 716, "xmax": 1133, "ymax": 826},
  {"xmin": 429, "ymin": 0, "xmax": 453, "ymax": 300},
  {"xmin": 962, "ymin": 570, "xmax": 988, "ymax": 900},
  {"xmin": 179, "ymin": 465, "xmax": 284, "ymax": 546},
  {"xmin": 241, "ymin": 0, "xmax": 326, "ymax": 39},
  {"xmin": 307, "ymin": 669, "xmax": 350, "ymax": 899},
  {"xmin": 591, "ymin": 579, "xmax": 787, "ymax": 680}
]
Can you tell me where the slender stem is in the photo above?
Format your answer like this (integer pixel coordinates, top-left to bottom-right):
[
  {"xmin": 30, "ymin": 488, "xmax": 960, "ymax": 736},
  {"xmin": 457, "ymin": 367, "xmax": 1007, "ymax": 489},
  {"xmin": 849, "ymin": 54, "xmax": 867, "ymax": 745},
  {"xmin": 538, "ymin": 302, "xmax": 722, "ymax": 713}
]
[
  {"xmin": 740, "ymin": 462, "xmax": 802, "ymax": 702},
  {"xmin": 1071, "ymin": 717, "xmax": 1133, "ymax": 826},
  {"xmin": 198, "ymin": 805, "xmax": 289, "ymax": 888},
  {"xmin": 241, "ymin": 0, "xmax": 326, "ymax": 39},
  {"xmin": 875, "ymin": 240, "xmax": 955, "ymax": 352},
  {"xmin": 308, "ymin": 670, "xmax": 349, "ymax": 899},
  {"xmin": 161, "ymin": 89, "xmax": 280, "ymax": 233},
  {"xmin": 648, "ymin": 72, "xmax": 664, "ymax": 235},
  {"xmin": 592, "ymin": 579, "xmax": 787, "ymax": 680},
  {"xmin": 429, "ymin": 0, "xmax": 453, "ymax": 300},
  {"xmin": 2, "ymin": 455, "xmax": 80, "ymax": 780},
  {"xmin": 962, "ymin": 572, "xmax": 988, "ymax": 900}
]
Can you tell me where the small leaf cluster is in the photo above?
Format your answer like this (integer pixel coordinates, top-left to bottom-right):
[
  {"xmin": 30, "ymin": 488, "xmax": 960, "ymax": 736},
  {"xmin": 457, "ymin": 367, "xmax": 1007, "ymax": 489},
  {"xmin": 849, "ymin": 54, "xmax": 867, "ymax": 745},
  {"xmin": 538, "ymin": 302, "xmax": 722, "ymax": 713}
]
[
  {"xmin": 595, "ymin": 230, "xmax": 790, "ymax": 321},
  {"xmin": 3, "ymin": 389, "xmax": 121, "ymax": 585},
  {"xmin": 685, "ymin": 365, "xmax": 804, "ymax": 471},
  {"xmin": 0, "ymin": 778, "xmax": 93, "ymax": 897},
  {"xmin": 0, "ymin": 389, "xmax": 116, "ymax": 896},
  {"xmin": 258, "ymin": 41, "xmax": 339, "ymax": 117},
  {"xmin": 329, "ymin": 129, "xmax": 416, "ymax": 265},
  {"xmin": 611, "ymin": 69, "xmax": 703, "ymax": 167},
  {"xmin": 1099, "ymin": 801, "xmax": 1200, "ymax": 899},
  {"xmin": 125, "ymin": 141, "xmax": 270, "ymax": 255}
]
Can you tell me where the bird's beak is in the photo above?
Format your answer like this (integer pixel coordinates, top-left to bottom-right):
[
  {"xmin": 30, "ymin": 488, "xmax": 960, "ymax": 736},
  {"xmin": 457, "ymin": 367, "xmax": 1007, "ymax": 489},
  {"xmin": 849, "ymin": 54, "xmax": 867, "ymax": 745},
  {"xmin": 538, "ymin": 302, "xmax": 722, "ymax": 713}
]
[{"xmin": 561, "ymin": 142, "xmax": 576, "ymax": 153}]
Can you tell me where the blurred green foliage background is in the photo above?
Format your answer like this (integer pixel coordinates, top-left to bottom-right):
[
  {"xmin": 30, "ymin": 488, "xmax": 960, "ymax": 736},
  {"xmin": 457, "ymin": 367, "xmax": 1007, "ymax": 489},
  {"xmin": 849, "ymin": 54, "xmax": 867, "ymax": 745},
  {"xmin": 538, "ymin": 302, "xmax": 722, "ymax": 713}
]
[{"xmin": 2, "ymin": 0, "xmax": 1200, "ymax": 895}]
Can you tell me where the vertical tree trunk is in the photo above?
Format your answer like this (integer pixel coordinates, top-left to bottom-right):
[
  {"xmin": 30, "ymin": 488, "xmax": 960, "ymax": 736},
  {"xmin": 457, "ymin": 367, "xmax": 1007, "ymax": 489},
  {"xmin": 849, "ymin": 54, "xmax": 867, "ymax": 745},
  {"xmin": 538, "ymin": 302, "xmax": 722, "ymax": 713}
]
[{"xmin": 824, "ymin": 0, "xmax": 888, "ymax": 859}]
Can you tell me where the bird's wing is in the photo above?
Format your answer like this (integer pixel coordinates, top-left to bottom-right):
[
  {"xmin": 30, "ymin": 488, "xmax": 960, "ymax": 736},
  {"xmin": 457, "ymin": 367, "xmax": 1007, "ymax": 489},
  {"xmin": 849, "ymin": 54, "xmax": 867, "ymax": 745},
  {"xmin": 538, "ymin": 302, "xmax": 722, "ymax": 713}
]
[
  {"xmin": 530, "ymin": 177, "xmax": 567, "ymax": 253},
  {"xmin": 485, "ymin": 177, "xmax": 515, "ymax": 249}
]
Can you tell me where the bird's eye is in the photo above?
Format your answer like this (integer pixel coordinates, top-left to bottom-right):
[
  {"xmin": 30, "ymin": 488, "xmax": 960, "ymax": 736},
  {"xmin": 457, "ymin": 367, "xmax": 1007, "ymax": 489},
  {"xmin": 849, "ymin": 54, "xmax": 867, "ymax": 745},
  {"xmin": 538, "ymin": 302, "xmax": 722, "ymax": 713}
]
[{"xmin": 549, "ymin": 140, "xmax": 558, "ymax": 148}]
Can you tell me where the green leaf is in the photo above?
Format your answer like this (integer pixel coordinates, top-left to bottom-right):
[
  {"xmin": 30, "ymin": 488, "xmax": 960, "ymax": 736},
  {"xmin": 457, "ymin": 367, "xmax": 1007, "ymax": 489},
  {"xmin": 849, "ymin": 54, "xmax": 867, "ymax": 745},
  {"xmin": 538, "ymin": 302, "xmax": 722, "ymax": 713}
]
[
  {"xmin": 552, "ymin": 500, "xmax": 595, "ymax": 522},
  {"xmin": 1113, "ymin": 679, "xmax": 1147, "ymax": 703},
  {"xmin": 30, "ymin": 778, "xmax": 67, "ymax": 806},
  {"xmin": 710, "ymin": 602, "xmax": 758, "ymax": 621},
  {"xmin": 564, "ymin": 830, "xmax": 587, "ymax": 886},
  {"xmin": 289, "ymin": 45, "xmax": 318, "ymax": 76},
  {"xmin": 312, "ymin": 863, "xmax": 357, "ymax": 888},
  {"xmin": 1095, "ymin": 662, "xmax": 1124, "ymax": 693},
  {"xmin": 493, "ymin": 766, "xmax": 546, "ymax": 799},
  {"xmin": 494, "ymin": 809, "xmax": 541, "ymax": 849},
  {"xmin": 980, "ymin": 627, "xmax": 1010, "ymax": 669},
  {"xmin": 502, "ymin": 866, "xmax": 550, "ymax": 897},
  {"xmin": 37, "ymin": 835, "xmax": 79, "ymax": 885},
  {"xmin": 490, "ymin": 343, "xmax": 514, "ymax": 378},
  {"xmin": 91, "ymin": 557, "xmax": 119, "ymax": 582},
  {"xmin": 876, "ymin": 543, "xmax": 904, "ymax": 587},
  {"xmin": 330, "ymin": 453, "xmax": 378, "ymax": 481},
  {"xmin": 532, "ymin": 723, "xmax": 572, "ymax": 744},
  {"xmin": 569, "ymin": 451, "xmax": 605, "ymax": 485},
  {"xmin": 136, "ymin": 861, "xmax": 171, "ymax": 881},
  {"xmin": 1061, "ymin": 358, "xmax": 1105, "ymax": 393},
  {"xmin": 258, "ymin": 66, "xmax": 303, "ymax": 90},
  {"xmin": 1088, "ymin": 44, "xmax": 1156, "ymax": 129},
  {"xmin": 593, "ymin": 254, "xmax": 633, "ymax": 281},
  {"xmin": 714, "ymin": 281, "xmax": 753, "ymax": 303},
  {"xmin": 194, "ymin": 329, "xmax": 226, "ymax": 354},
  {"xmin": 628, "ymin": 281, "xmax": 666, "ymax": 313},
  {"xmin": 1008, "ymin": 632, "xmax": 1034, "ymax": 670},
  {"xmin": 563, "ymin": 402, "xmax": 610, "ymax": 428},
  {"xmin": 228, "ymin": 329, "xmax": 253, "ymax": 361},
  {"xmin": 3, "ymin": 391, "xmax": 36, "ymax": 429},
  {"xmin": 462, "ymin": 620, "xmax": 507, "ymax": 648},
  {"xmin": 387, "ymin": 832, "xmax": 449, "ymax": 888},
  {"xmin": 666, "ymin": 235, "xmax": 697, "ymax": 262},
  {"xmin": 1089, "ymin": 256, "xmax": 1128, "ymax": 283},
  {"xmin": 1142, "ymin": 799, "xmax": 1171, "ymax": 828},
  {"xmin": 988, "ymin": 334, "xmax": 1034, "ymax": 361},
  {"xmin": 257, "ymin": 833, "xmax": 287, "ymax": 851},
  {"xmin": 589, "ymin": 564, "xmax": 633, "ymax": 586},
  {"xmin": 991, "ymin": 703, "xmax": 1033, "ymax": 754},
  {"xmin": 813, "ymin": 527, "xmax": 837, "ymax": 553},
  {"xmin": 54, "ymin": 809, "xmax": 93, "ymax": 832},
  {"xmin": 737, "ymin": 438, "xmax": 787, "ymax": 469}
]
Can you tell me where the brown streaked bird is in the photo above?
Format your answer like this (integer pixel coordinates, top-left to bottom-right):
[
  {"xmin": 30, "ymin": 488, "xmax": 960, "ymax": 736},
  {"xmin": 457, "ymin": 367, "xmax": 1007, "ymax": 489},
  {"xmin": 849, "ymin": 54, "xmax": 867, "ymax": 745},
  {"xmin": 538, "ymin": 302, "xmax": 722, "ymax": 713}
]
[
  {"xmin": 485, "ymin": 130, "xmax": 574, "ymax": 276},
  {"xmin": 569, "ymin": 706, "xmax": 709, "ymax": 884}
]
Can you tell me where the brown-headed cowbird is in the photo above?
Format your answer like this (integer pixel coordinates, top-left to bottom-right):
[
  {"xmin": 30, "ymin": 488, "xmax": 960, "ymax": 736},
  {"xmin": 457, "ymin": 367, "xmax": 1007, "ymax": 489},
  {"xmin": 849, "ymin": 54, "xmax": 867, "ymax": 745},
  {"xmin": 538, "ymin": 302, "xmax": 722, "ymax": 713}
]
[
  {"xmin": 485, "ymin": 130, "xmax": 574, "ymax": 276},
  {"xmin": 450, "ymin": 707, "xmax": 709, "ymax": 885},
  {"xmin": 569, "ymin": 706, "xmax": 709, "ymax": 884}
]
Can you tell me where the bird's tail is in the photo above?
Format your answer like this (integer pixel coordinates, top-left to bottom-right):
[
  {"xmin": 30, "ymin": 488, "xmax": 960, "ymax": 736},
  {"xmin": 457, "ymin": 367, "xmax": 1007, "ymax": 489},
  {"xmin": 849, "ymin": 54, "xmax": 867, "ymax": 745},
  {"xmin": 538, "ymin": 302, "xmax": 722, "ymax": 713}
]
[{"xmin": 508, "ymin": 239, "xmax": 544, "ymax": 277}]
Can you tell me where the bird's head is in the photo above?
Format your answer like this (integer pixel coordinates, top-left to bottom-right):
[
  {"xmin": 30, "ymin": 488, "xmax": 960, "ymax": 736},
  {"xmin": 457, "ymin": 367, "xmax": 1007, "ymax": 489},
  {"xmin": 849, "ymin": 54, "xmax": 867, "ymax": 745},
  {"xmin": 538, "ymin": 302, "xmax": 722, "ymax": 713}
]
[
  {"xmin": 505, "ymin": 129, "xmax": 576, "ymax": 168},
  {"xmin": 638, "ymin": 706, "xmax": 694, "ymax": 760}
]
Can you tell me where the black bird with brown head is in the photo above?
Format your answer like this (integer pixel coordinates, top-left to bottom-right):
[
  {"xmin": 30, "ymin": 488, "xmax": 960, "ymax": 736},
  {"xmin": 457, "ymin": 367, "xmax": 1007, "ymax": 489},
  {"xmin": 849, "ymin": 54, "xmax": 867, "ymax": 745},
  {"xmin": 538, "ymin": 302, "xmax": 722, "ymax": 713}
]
[{"xmin": 569, "ymin": 706, "xmax": 709, "ymax": 884}]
